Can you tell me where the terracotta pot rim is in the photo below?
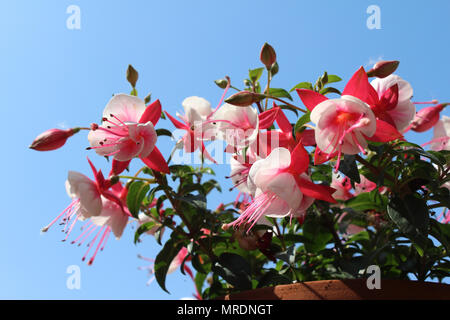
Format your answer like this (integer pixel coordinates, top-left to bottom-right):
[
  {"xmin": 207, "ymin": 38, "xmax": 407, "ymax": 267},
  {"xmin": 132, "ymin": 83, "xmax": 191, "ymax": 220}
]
[{"xmin": 219, "ymin": 279, "xmax": 450, "ymax": 300}]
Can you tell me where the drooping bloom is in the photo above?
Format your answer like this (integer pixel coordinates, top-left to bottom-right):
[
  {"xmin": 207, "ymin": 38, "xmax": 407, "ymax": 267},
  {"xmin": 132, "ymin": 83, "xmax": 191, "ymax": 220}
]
[
  {"xmin": 41, "ymin": 159, "xmax": 130, "ymax": 265},
  {"xmin": 370, "ymin": 75, "xmax": 416, "ymax": 132},
  {"xmin": 223, "ymin": 145, "xmax": 336, "ymax": 232},
  {"xmin": 88, "ymin": 94, "xmax": 169, "ymax": 174},
  {"xmin": 409, "ymin": 103, "xmax": 446, "ymax": 133},
  {"xmin": 164, "ymin": 96, "xmax": 216, "ymax": 162},
  {"xmin": 209, "ymin": 103, "xmax": 260, "ymax": 148},
  {"xmin": 425, "ymin": 115, "xmax": 450, "ymax": 151},
  {"xmin": 30, "ymin": 128, "xmax": 80, "ymax": 151},
  {"xmin": 297, "ymin": 67, "xmax": 403, "ymax": 169}
]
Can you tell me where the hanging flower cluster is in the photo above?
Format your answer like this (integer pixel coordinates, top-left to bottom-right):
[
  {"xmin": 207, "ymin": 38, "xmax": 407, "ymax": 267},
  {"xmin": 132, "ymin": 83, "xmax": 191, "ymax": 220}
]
[{"xmin": 30, "ymin": 44, "xmax": 450, "ymax": 298}]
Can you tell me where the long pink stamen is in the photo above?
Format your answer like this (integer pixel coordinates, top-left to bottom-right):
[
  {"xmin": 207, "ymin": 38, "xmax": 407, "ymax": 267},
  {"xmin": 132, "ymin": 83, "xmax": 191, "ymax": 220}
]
[
  {"xmin": 73, "ymin": 223, "xmax": 96, "ymax": 246},
  {"xmin": 42, "ymin": 199, "xmax": 80, "ymax": 232},
  {"xmin": 82, "ymin": 226, "xmax": 105, "ymax": 262},
  {"xmin": 88, "ymin": 227, "xmax": 110, "ymax": 265},
  {"xmin": 413, "ymin": 100, "xmax": 439, "ymax": 105},
  {"xmin": 421, "ymin": 136, "xmax": 449, "ymax": 147},
  {"xmin": 352, "ymin": 131, "xmax": 367, "ymax": 154},
  {"xmin": 210, "ymin": 79, "xmax": 231, "ymax": 115},
  {"xmin": 96, "ymin": 126, "xmax": 128, "ymax": 137},
  {"xmin": 89, "ymin": 142, "xmax": 121, "ymax": 149},
  {"xmin": 62, "ymin": 215, "xmax": 79, "ymax": 242},
  {"xmin": 100, "ymin": 230, "xmax": 111, "ymax": 251},
  {"xmin": 109, "ymin": 114, "xmax": 128, "ymax": 127}
]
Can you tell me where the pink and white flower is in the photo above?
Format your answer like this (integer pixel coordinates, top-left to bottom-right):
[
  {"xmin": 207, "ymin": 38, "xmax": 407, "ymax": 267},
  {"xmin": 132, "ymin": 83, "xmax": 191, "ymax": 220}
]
[
  {"xmin": 209, "ymin": 103, "xmax": 259, "ymax": 148},
  {"xmin": 165, "ymin": 96, "xmax": 216, "ymax": 162},
  {"xmin": 88, "ymin": 94, "xmax": 169, "ymax": 174},
  {"xmin": 370, "ymin": 75, "xmax": 416, "ymax": 132},
  {"xmin": 297, "ymin": 67, "xmax": 403, "ymax": 169},
  {"xmin": 223, "ymin": 144, "xmax": 336, "ymax": 231},
  {"xmin": 41, "ymin": 159, "xmax": 130, "ymax": 265}
]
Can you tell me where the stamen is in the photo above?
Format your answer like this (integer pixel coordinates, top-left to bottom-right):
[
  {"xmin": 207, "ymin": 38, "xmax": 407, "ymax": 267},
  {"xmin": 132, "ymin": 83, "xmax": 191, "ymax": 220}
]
[
  {"xmin": 88, "ymin": 227, "xmax": 110, "ymax": 265},
  {"xmin": 41, "ymin": 199, "xmax": 79, "ymax": 232},
  {"xmin": 82, "ymin": 226, "xmax": 105, "ymax": 262}
]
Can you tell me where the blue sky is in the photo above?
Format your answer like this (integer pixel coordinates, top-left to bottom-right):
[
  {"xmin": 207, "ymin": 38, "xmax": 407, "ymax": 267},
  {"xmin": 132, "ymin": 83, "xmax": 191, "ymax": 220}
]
[{"xmin": 1, "ymin": 0, "xmax": 449, "ymax": 299}]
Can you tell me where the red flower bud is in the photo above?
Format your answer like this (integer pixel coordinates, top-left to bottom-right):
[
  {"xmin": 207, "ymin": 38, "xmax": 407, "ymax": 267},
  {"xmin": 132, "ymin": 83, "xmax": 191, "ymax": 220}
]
[
  {"xmin": 410, "ymin": 103, "xmax": 447, "ymax": 132},
  {"xmin": 29, "ymin": 128, "xmax": 80, "ymax": 151},
  {"xmin": 224, "ymin": 91, "xmax": 266, "ymax": 107},
  {"xmin": 366, "ymin": 60, "xmax": 400, "ymax": 78},
  {"xmin": 260, "ymin": 43, "xmax": 277, "ymax": 70}
]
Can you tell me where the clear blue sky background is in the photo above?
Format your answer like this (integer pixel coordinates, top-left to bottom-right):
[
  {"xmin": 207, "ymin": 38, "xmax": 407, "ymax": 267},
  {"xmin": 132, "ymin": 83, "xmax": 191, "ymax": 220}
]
[{"xmin": 1, "ymin": 0, "xmax": 449, "ymax": 299}]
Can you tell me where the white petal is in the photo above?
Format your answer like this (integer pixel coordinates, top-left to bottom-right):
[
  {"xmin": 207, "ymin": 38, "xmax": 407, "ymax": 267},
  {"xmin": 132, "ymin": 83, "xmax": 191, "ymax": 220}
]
[
  {"xmin": 182, "ymin": 96, "xmax": 212, "ymax": 124},
  {"xmin": 102, "ymin": 94, "xmax": 146, "ymax": 123},
  {"xmin": 67, "ymin": 171, "xmax": 102, "ymax": 217}
]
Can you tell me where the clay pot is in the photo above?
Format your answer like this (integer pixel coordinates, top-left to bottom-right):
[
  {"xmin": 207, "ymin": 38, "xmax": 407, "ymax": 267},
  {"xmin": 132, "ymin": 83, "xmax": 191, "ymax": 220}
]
[{"xmin": 220, "ymin": 279, "xmax": 450, "ymax": 300}]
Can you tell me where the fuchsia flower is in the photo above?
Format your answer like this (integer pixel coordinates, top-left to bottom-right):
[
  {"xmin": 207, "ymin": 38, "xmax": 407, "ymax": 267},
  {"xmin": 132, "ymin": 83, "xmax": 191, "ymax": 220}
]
[
  {"xmin": 209, "ymin": 103, "xmax": 260, "ymax": 148},
  {"xmin": 88, "ymin": 94, "xmax": 169, "ymax": 174},
  {"xmin": 370, "ymin": 75, "xmax": 416, "ymax": 132},
  {"xmin": 409, "ymin": 103, "xmax": 447, "ymax": 133},
  {"xmin": 223, "ymin": 144, "xmax": 336, "ymax": 232},
  {"xmin": 164, "ymin": 96, "xmax": 216, "ymax": 162},
  {"xmin": 41, "ymin": 158, "xmax": 130, "ymax": 265},
  {"xmin": 297, "ymin": 67, "xmax": 403, "ymax": 170}
]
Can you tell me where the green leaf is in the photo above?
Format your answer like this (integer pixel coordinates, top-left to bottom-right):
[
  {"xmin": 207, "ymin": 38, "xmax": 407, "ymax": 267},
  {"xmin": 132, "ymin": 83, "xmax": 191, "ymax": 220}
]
[
  {"xmin": 326, "ymin": 75, "xmax": 342, "ymax": 84},
  {"xmin": 212, "ymin": 253, "xmax": 252, "ymax": 290},
  {"xmin": 294, "ymin": 112, "xmax": 311, "ymax": 133},
  {"xmin": 194, "ymin": 271, "xmax": 207, "ymax": 297},
  {"xmin": 319, "ymin": 87, "xmax": 341, "ymax": 96},
  {"xmin": 345, "ymin": 190, "xmax": 387, "ymax": 212},
  {"xmin": 248, "ymin": 67, "xmax": 264, "ymax": 83},
  {"xmin": 302, "ymin": 217, "xmax": 333, "ymax": 253},
  {"xmin": 429, "ymin": 219, "xmax": 450, "ymax": 252},
  {"xmin": 154, "ymin": 238, "xmax": 184, "ymax": 293},
  {"xmin": 134, "ymin": 221, "xmax": 156, "ymax": 244},
  {"xmin": 338, "ymin": 155, "xmax": 360, "ymax": 183},
  {"xmin": 267, "ymin": 88, "xmax": 293, "ymax": 101},
  {"xmin": 130, "ymin": 88, "xmax": 138, "ymax": 96},
  {"xmin": 126, "ymin": 181, "xmax": 150, "ymax": 218},
  {"xmin": 387, "ymin": 194, "xmax": 429, "ymax": 248},
  {"xmin": 257, "ymin": 269, "xmax": 291, "ymax": 288},
  {"xmin": 175, "ymin": 194, "xmax": 207, "ymax": 210},
  {"xmin": 290, "ymin": 82, "xmax": 313, "ymax": 92},
  {"xmin": 156, "ymin": 128, "xmax": 173, "ymax": 137}
]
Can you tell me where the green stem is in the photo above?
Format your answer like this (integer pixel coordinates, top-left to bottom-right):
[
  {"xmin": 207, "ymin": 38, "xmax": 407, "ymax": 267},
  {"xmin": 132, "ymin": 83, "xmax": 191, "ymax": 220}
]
[
  {"xmin": 119, "ymin": 176, "xmax": 155, "ymax": 183},
  {"xmin": 266, "ymin": 95, "xmax": 308, "ymax": 113}
]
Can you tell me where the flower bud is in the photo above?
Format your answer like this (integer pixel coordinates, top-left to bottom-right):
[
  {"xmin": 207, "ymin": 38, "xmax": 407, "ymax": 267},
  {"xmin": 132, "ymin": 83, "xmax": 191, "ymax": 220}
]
[
  {"xmin": 214, "ymin": 79, "xmax": 228, "ymax": 89},
  {"xmin": 260, "ymin": 43, "xmax": 277, "ymax": 70},
  {"xmin": 225, "ymin": 91, "xmax": 266, "ymax": 107},
  {"xmin": 410, "ymin": 103, "xmax": 447, "ymax": 132},
  {"xmin": 366, "ymin": 60, "xmax": 400, "ymax": 78},
  {"xmin": 29, "ymin": 128, "xmax": 80, "ymax": 151},
  {"xmin": 126, "ymin": 64, "xmax": 139, "ymax": 88}
]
